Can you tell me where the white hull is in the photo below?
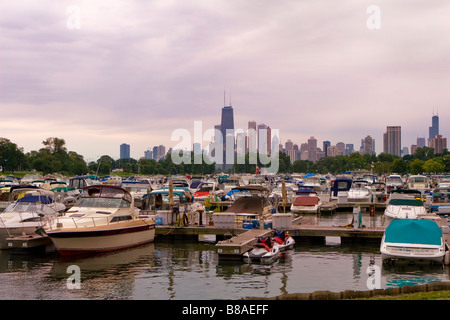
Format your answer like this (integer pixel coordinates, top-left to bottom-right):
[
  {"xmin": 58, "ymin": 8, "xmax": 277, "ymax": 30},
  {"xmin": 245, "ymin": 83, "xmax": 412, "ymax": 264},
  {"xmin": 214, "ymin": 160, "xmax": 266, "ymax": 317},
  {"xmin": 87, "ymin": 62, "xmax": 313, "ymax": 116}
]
[
  {"xmin": 243, "ymin": 245, "xmax": 280, "ymax": 262},
  {"xmin": 381, "ymin": 241, "xmax": 445, "ymax": 264},
  {"xmin": 290, "ymin": 205, "xmax": 319, "ymax": 214},
  {"xmin": 46, "ymin": 220, "xmax": 156, "ymax": 255}
]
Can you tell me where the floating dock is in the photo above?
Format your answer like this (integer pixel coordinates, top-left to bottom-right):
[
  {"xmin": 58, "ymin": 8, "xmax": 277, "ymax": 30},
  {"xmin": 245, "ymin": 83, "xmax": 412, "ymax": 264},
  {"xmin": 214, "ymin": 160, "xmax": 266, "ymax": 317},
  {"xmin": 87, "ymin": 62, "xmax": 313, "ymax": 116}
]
[
  {"xmin": 215, "ymin": 229, "xmax": 272, "ymax": 260},
  {"xmin": 6, "ymin": 234, "xmax": 54, "ymax": 254}
]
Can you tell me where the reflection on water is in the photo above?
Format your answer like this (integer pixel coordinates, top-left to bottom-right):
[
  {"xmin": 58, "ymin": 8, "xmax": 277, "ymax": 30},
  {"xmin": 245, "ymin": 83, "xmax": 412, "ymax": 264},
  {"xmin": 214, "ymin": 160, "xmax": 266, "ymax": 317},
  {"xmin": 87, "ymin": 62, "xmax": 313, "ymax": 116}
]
[{"xmin": 0, "ymin": 211, "xmax": 447, "ymax": 299}]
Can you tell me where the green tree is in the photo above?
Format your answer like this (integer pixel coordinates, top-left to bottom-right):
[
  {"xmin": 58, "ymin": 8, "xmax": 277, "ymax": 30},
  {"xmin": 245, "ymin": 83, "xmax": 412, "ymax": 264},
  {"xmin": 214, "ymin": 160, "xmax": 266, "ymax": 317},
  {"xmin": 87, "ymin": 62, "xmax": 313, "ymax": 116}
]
[
  {"xmin": 0, "ymin": 138, "xmax": 26, "ymax": 172},
  {"xmin": 391, "ymin": 158, "xmax": 407, "ymax": 175},
  {"xmin": 423, "ymin": 159, "xmax": 445, "ymax": 173},
  {"xmin": 409, "ymin": 158, "xmax": 424, "ymax": 174}
]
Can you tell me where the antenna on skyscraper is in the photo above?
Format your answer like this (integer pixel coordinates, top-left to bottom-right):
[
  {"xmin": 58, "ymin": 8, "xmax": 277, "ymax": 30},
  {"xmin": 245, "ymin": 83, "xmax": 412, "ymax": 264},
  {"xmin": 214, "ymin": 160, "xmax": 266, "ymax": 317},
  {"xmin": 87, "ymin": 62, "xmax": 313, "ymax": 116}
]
[{"xmin": 229, "ymin": 89, "xmax": 232, "ymax": 106}]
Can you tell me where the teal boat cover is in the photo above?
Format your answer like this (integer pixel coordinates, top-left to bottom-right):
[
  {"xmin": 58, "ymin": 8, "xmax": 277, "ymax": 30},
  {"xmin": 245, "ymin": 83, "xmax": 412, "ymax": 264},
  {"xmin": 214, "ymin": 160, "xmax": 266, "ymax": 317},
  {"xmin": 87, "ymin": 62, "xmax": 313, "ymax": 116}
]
[
  {"xmin": 384, "ymin": 219, "xmax": 443, "ymax": 245},
  {"xmin": 388, "ymin": 199, "xmax": 424, "ymax": 206}
]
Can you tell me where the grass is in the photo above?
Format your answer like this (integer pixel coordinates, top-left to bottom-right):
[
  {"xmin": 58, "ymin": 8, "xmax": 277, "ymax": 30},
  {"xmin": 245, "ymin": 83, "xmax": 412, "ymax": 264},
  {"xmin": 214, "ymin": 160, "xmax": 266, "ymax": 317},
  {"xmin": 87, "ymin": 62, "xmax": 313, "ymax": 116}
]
[{"xmin": 359, "ymin": 290, "xmax": 450, "ymax": 300}]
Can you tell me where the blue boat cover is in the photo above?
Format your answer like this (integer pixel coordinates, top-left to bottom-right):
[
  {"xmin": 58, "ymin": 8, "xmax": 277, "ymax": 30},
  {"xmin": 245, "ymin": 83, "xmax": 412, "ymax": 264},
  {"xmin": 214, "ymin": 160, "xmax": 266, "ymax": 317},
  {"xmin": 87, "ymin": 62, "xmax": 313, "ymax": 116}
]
[
  {"xmin": 384, "ymin": 219, "xmax": 442, "ymax": 245},
  {"xmin": 17, "ymin": 195, "xmax": 54, "ymax": 204}
]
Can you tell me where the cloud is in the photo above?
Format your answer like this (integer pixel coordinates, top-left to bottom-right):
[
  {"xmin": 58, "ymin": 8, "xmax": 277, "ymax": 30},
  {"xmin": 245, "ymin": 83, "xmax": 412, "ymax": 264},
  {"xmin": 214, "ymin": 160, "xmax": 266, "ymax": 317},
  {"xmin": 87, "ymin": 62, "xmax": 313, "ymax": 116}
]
[{"xmin": 1, "ymin": 0, "xmax": 449, "ymax": 159}]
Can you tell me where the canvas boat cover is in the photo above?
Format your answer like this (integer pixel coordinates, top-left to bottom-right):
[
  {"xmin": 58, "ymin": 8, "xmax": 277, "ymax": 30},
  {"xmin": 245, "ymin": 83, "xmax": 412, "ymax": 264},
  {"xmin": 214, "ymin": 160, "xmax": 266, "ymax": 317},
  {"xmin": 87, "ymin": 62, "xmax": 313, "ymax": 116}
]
[
  {"xmin": 293, "ymin": 196, "xmax": 319, "ymax": 206},
  {"xmin": 388, "ymin": 199, "xmax": 424, "ymax": 206},
  {"xmin": 384, "ymin": 219, "xmax": 442, "ymax": 245},
  {"xmin": 226, "ymin": 196, "xmax": 265, "ymax": 215}
]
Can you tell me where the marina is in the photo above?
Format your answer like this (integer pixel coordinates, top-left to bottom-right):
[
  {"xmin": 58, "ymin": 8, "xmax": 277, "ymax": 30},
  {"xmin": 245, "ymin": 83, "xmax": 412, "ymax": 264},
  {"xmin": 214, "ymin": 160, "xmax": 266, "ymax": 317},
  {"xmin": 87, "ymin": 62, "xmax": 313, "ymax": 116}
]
[{"xmin": 1, "ymin": 172, "xmax": 450, "ymax": 301}]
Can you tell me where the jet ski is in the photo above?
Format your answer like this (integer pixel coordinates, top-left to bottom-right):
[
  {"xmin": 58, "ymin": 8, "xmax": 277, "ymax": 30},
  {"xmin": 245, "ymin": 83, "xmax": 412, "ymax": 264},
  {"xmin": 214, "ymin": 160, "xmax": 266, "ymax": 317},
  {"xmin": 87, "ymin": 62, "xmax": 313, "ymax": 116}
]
[
  {"xmin": 243, "ymin": 235, "xmax": 280, "ymax": 263},
  {"xmin": 272, "ymin": 230, "xmax": 295, "ymax": 251}
]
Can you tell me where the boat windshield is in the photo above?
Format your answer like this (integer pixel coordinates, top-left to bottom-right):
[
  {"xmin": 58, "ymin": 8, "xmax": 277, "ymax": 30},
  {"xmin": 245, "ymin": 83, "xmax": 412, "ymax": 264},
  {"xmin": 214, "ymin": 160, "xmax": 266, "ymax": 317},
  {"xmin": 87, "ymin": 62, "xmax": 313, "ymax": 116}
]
[
  {"xmin": 3, "ymin": 201, "xmax": 47, "ymax": 213},
  {"xmin": 386, "ymin": 177, "xmax": 402, "ymax": 183},
  {"xmin": 75, "ymin": 197, "xmax": 130, "ymax": 208}
]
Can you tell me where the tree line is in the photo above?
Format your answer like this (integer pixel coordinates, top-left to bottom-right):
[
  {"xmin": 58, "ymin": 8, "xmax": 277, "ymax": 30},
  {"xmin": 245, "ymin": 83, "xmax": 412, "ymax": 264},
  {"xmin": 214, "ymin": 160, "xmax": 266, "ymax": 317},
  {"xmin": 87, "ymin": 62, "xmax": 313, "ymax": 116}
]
[{"xmin": 0, "ymin": 136, "xmax": 449, "ymax": 176}]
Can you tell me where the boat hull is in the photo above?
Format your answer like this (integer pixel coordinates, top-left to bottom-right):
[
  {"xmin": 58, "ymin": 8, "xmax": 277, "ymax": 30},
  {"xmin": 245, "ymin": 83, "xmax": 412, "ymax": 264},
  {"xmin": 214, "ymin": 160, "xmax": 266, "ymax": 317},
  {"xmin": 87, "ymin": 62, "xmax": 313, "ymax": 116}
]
[
  {"xmin": 380, "ymin": 219, "xmax": 446, "ymax": 265},
  {"xmin": 46, "ymin": 220, "xmax": 156, "ymax": 256}
]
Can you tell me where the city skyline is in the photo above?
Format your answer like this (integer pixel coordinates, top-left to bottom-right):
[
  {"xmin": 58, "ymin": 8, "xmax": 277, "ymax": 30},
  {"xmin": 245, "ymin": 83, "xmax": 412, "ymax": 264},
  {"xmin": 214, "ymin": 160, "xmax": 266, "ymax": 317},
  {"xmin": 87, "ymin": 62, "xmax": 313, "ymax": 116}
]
[{"xmin": 1, "ymin": 1, "xmax": 449, "ymax": 161}]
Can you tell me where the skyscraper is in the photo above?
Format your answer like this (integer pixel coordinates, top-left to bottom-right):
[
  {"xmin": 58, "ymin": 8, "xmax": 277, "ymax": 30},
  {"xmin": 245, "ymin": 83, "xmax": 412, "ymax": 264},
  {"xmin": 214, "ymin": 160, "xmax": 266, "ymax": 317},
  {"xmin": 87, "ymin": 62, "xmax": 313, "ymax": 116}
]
[
  {"xmin": 120, "ymin": 143, "xmax": 130, "ymax": 159},
  {"xmin": 383, "ymin": 126, "xmax": 401, "ymax": 157},
  {"xmin": 219, "ymin": 103, "xmax": 234, "ymax": 170},
  {"xmin": 323, "ymin": 141, "xmax": 331, "ymax": 157},
  {"xmin": 429, "ymin": 114, "xmax": 439, "ymax": 142},
  {"xmin": 429, "ymin": 135, "xmax": 447, "ymax": 154}
]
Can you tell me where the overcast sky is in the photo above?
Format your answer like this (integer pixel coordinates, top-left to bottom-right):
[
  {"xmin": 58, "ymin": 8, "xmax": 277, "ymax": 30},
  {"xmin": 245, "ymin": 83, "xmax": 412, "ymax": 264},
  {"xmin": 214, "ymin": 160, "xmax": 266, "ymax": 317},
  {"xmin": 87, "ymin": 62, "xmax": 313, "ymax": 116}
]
[{"xmin": 1, "ymin": 0, "xmax": 449, "ymax": 161}]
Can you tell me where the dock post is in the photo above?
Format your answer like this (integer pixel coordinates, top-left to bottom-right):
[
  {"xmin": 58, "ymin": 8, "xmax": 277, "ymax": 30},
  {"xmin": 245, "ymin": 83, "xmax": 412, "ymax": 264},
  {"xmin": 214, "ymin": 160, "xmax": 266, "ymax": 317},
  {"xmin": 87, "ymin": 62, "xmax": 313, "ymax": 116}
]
[{"xmin": 353, "ymin": 206, "xmax": 361, "ymax": 230}]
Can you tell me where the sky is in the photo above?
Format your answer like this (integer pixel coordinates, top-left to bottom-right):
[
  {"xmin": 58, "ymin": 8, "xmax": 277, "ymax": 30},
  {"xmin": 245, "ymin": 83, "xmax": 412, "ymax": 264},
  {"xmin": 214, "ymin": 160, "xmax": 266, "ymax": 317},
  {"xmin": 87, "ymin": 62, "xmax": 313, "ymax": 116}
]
[{"xmin": 1, "ymin": 0, "xmax": 449, "ymax": 162}]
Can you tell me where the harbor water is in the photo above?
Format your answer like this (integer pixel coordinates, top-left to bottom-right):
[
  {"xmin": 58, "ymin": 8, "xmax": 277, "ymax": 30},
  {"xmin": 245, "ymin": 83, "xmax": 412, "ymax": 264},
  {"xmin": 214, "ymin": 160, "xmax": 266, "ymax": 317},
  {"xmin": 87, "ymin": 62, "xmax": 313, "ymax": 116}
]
[{"xmin": 0, "ymin": 211, "xmax": 449, "ymax": 300}]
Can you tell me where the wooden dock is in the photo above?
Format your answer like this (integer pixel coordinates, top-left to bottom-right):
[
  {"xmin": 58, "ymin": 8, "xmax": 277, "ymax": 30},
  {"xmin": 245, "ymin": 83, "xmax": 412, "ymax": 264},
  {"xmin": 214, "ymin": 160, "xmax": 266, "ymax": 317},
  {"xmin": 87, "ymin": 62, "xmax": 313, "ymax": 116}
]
[
  {"xmin": 6, "ymin": 234, "xmax": 54, "ymax": 254},
  {"xmin": 215, "ymin": 229, "xmax": 272, "ymax": 260}
]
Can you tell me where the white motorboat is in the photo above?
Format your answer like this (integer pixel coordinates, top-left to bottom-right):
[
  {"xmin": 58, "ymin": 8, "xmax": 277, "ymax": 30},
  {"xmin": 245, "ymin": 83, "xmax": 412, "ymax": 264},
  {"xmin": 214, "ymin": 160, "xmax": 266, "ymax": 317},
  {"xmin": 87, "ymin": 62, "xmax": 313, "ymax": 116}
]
[
  {"xmin": 384, "ymin": 198, "xmax": 428, "ymax": 222},
  {"xmin": 406, "ymin": 175, "xmax": 431, "ymax": 193},
  {"xmin": 347, "ymin": 180, "xmax": 373, "ymax": 202},
  {"xmin": 380, "ymin": 219, "xmax": 446, "ymax": 265},
  {"xmin": 290, "ymin": 188, "xmax": 321, "ymax": 214},
  {"xmin": 430, "ymin": 187, "xmax": 450, "ymax": 215},
  {"xmin": 121, "ymin": 182, "xmax": 152, "ymax": 209},
  {"xmin": 243, "ymin": 235, "xmax": 280, "ymax": 263},
  {"xmin": 385, "ymin": 174, "xmax": 404, "ymax": 190},
  {"xmin": 45, "ymin": 185, "xmax": 155, "ymax": 256},
  {"xmin": 0, "ymin": 188, "xmax": 66, "ymax": 249}
]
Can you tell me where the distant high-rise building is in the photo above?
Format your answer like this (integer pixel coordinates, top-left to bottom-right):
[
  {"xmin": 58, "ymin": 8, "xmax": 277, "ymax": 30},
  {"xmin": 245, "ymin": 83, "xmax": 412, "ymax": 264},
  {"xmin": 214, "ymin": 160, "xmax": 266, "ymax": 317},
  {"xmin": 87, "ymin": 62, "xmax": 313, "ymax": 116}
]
[
  {"xmin": 144, "ymin": 149, "xmax": 152, "ymax": 160},
  {"xmin": 383, "ymin": 126, "xmax": 401, "ymax": 157},
  {"xmin": 247, "ymin": 121, "xmax": 257, "ymax": 155},
  {"xmin": 336, "ymin": 142, "xmax": 345, "ymax": 156},
  {"xmin": 257, "ymin": 123, "xmax": 271, "ymax": 155},
  {"xmin": 219, "ymin": 101, "xmax": 234, "ymax": 170},
  {"xmin": 307, "ymin": 136, "xmax": 318, "ymax": 162},
  {"xmin": 429, "ymin": 114, "xmax": 439, "ymax": 142},
  {"xmin": 323, "ymin": 141, "xmax": 331, "ymax": 157},
  {"xmin": 152, "ymin": 145, "xmax": 166, "ymax": 161},
  {"xmin": 120, "ymin": 143, "xmax": 130, "ymax": 159},
  {"xmin": 345, "ymin": 144, "xmax": 354, "ymax": 155},
  {"xmin": 361, "ymin": 136, "xmax": 375, "ymax": 155},
  {"xmin": 417, "ymin": 137, "xmax": 426, "ymax": 148},
  {"xmin": 285, "ymin": 139, "xmax": 294, "ymax": 152},
  {"xmin": 429, "ymin": 134, "xmax": 447, "ymax": 154}
]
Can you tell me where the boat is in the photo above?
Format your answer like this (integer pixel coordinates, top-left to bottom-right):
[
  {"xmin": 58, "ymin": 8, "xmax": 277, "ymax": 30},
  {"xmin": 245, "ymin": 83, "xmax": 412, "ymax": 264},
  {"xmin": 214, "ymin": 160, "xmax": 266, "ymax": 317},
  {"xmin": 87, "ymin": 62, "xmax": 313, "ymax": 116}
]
[
  {"xmin": 430, "ymin": 186, "xmax": 450, "ymax": 215},
  {"xmin": 438, "ymin": 177, "xmax": 450, "ymax": 188},
  {"xmin": 406, "ymin": 175, "xmax": 431, "ymax": 194},
  {"xmin": 329, "ymin": 178, "xmax": 352, "ymax": 203},
  {"xmin": 243, "ymin": 235, "xmax": 280, "ymax": 262},
  {"xmin": 193, "ymin": 182, "xmax": 219, "ymax": 202},
  {"xmin": 44, "ymin": 185, "xmax": 156, "ymax": 256},
  {"xmin": 121, "ymin": 181, "xmax": 152, "ymax": 209},
  {"xmin": 385, "ymin": 174, "xmax": 404, "ymax": 190},
  {"xmin": 269, "ymin": 186, "xmax": 296, "ymax": 204},
  {"xmin": 0, "ymin": 187, "xmax": 66, "ymax": 249},
  {"xmin": 347, "ymin": 180, "xmax": 373, "ymax": 203},
  {"xmin": 302, "ymin": 175, "xmax": 323, "ymax": 192},
  {"xmin": 272, "ymin": 229, "xmax": 295, "ymax": 251},
  {"xmin": 380, "ymin": 219, "xmax": 446, "ymax": 265},
  {"xmin": 290, "ymin": 188, "xmax": 321, "ymax": 214},
  {"xmin": 384, "ymin": 198, "xmax": 428, "ymax": 222},
  {"xmin": 224, "ymin": 195, "xmax": 274, "ymax": 225}
]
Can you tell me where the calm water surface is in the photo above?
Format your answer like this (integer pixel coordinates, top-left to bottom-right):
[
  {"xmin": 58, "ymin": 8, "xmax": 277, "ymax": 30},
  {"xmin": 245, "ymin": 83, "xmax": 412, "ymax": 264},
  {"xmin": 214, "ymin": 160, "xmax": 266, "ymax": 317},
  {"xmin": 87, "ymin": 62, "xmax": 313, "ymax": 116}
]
[{"xmin": 0, "ymin": 211, "xmax": 448, "ymax": 300}]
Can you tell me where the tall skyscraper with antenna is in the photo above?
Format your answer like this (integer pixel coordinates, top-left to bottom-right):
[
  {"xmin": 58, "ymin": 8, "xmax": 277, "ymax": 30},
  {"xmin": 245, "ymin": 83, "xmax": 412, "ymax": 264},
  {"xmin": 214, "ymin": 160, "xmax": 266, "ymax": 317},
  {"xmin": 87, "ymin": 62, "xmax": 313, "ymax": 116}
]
[
  {"xmin": 429, "ymin": 112, "xmax": 439, "ymax": 142},
  {"xmin": 219, "ymin": 91, "xmax": 234, "ymax": 170}
]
